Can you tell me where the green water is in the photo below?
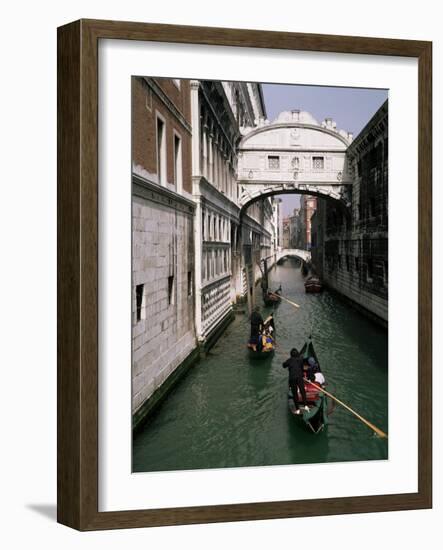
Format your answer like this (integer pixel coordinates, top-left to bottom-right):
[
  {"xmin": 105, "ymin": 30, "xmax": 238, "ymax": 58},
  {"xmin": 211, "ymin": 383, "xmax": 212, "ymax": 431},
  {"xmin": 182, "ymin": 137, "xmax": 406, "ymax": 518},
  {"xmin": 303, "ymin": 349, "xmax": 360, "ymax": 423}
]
[{"xmin": 133, "ymin": 259, "xmax": 388, "ymax": 472}]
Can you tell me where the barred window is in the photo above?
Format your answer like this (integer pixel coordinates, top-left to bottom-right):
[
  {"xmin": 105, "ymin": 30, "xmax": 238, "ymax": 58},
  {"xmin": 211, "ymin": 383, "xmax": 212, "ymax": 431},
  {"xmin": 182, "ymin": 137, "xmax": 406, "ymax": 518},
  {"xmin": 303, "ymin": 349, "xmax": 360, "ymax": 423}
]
[
  {"xmin": 168, "ymin": 276, "xmax": 175, "ymax": 305},
  {"xmin": 136, "ymin": 284, "xmax": 144, "ymax": 322},
  {"xmin": 187, "ymin": 271, "xmax": 193, "ymax": 297},
  {"xmin": 366, "ymin": 258, "xmax": 374, "ymax": 282},
  {"xmin": 268, "ymin": 155, "xmax": 280, "ymax": 169},
  {"xmin": 313, "ymin": 156, "xmax": 324, "ymax": 170}
]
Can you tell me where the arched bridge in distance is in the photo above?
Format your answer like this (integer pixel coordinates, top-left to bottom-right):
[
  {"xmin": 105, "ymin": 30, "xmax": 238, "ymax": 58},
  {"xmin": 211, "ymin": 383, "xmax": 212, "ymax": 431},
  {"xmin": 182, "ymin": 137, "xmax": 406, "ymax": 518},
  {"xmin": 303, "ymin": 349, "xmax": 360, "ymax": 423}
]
[{"xmin": 276, "ymin": 248, "xmax": 311, "ymax": 263}]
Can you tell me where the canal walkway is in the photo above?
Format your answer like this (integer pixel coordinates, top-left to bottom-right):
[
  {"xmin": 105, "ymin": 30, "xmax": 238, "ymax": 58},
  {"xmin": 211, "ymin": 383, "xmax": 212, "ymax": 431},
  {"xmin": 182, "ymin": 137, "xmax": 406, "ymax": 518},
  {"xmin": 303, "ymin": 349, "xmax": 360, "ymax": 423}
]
[{"xmin": 133, "ymin": 259, "xmax": 388, "ymax": 472}]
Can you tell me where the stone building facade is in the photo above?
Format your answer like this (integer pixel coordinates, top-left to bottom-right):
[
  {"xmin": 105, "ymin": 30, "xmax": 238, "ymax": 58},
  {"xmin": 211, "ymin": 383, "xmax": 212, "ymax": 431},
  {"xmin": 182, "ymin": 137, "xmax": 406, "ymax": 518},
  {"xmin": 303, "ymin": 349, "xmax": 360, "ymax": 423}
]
[
  {"xmin": 132, "ymin": 77, "xmax": 197, "ymax": 423},
  {"xmin": 191, "ymin": 80, "xmax": 273, "ymax": 344},
  {"xmin": 299, "ymin": 195, "xmax": 317, "ymax": 250},
  {"xmin": 272, "ymin": 197, "xmax": 283, "ymax": 248},
  {"xmin": 132, "ymin": 77, "xmax": 278, "ymax": 423},
  {"xmin": 311, "ymin": 101, "xmax": 388, "ymax": 325},
  {"xmin": 282, "ymin": 217, "xmax": 290, "ymax": 248}
]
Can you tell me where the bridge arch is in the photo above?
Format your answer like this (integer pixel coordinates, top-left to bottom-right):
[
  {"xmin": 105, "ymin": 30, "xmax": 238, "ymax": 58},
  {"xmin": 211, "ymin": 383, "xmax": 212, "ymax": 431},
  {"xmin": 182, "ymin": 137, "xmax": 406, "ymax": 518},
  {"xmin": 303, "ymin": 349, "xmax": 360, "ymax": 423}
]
[
  {"xmin": 238, "ymin": 185, "xmax": 350, "ymax": 218},
  {"xmin": 237, "ymin": 110, "xmax": 354, "ymax": 210},
  {"xmin": 276, "ymin": 248, "xmax": 311, "ymax": 263}
]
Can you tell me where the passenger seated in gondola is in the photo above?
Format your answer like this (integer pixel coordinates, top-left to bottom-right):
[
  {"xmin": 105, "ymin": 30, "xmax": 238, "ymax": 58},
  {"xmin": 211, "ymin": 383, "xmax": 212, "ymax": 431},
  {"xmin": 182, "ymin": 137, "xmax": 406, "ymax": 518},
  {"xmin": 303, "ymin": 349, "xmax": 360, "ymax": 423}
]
[
  {"xmin": 248, "ymin": 306, "xmax": 263, "ymax": 351},
  {"xmin": 305, "ymin": 356, "xmax": 318, "ymax": 380},
  {"xmin": 262, "ymin": 333, "xmax": 274, "ymax": 351},
  {"xmin": 263, "ymin": 313, "xmax": 275, "ymax": 336},
  {"xmin": 306, "ymin": 358, "xmax": 326, "ymax": 387},
  {"xmin": 313, "ymin": 370, "xmax": 326, "ymax": 386}
]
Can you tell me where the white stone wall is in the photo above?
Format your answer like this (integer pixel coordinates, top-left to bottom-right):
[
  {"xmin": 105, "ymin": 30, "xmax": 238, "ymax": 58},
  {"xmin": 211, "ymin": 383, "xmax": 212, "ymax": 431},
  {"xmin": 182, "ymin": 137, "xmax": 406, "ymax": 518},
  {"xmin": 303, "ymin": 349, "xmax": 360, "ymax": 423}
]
[{"xmin": 132, "ymin": 195, "xmax": 196, "ymax": 414}]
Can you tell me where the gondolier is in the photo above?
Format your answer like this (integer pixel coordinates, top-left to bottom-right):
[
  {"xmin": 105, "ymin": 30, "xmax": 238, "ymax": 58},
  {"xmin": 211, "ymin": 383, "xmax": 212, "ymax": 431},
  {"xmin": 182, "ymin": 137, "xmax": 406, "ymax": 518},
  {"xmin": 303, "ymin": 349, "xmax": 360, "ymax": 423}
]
[
  {"xmin": 282, "ymin": 348, "xmax": 309, "ymax": 415},
  {"xmin": 249, "ymin": 306, "xmax": 264, "ymax": 352}
]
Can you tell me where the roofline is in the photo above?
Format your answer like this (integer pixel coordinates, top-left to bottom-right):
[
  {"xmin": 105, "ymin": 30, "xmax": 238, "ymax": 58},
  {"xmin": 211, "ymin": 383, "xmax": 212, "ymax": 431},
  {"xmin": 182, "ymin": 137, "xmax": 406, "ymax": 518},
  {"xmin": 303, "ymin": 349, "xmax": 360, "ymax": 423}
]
[
  {"xmin": 257, "ymin": 84, "xmax": 267, "ymax": 119},
  {"xmin": 348, "ymin": 98, "xmax": 388, "ymax": 149},
  {"xmin": 239, "ymin": 122, "xmax": 350, "ymax": 148}
]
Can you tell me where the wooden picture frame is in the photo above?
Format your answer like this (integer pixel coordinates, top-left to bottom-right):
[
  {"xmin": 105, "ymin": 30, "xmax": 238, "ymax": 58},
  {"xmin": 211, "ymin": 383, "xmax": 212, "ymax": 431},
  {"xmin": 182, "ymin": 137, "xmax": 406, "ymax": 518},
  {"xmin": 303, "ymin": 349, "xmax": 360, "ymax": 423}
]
[{"xmin": 57, "ymin": 19, "xmax": 432, "ymax": 530}]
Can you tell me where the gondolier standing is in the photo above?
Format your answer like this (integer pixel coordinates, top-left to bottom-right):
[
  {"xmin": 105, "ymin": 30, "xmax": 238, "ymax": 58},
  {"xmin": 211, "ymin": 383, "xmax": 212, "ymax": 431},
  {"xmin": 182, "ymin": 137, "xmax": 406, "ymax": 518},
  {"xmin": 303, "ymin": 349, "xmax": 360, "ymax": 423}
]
[
  {"xmin": 249, "ymin": 306, "xmax": 264, "ymax": 351},
  {"xmin": 283, "ymin": 348, "xmax": 309, "ymax": 415}
]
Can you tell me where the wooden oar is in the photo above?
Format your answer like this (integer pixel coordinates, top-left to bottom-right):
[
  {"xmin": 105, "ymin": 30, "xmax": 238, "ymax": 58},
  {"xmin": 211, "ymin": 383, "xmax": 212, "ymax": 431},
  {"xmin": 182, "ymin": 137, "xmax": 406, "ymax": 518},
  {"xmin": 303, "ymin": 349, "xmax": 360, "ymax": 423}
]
[
  {"xmin": 269, "ymin": 292, "xmax": 300, "ymax": 309},
  {"xmin": 304, "ymin": 378, "xmax": 388, "ymax": 439}
]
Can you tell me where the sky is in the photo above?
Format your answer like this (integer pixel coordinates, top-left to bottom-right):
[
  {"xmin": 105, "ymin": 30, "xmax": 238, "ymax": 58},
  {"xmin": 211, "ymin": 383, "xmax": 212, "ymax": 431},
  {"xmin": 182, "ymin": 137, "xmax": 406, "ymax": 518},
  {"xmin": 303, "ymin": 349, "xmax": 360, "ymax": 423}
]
[{"xmin": 261, "ymin": 84, "xmax": 388, "ymax": 217}]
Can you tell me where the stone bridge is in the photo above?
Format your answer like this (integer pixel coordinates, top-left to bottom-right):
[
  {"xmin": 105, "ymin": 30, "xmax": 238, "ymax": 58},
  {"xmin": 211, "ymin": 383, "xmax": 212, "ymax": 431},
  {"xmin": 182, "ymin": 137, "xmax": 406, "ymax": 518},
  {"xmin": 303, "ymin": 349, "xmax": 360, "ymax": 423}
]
[
  {"xmin": 276, "ymin": 248, "xmax": 311, "ymax": 263},
  {"xmin": 237, "ymin": 110, "xmax": 355, "ymax": 212}
]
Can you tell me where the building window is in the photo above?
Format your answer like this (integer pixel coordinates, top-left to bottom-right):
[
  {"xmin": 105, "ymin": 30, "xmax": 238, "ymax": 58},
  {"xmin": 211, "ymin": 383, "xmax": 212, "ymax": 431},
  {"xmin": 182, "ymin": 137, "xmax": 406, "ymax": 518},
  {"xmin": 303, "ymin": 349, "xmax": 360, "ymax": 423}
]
[
  {"xmin": 156, "ymin": 116, "xmax": 166, "ymax": 185},
  {"xmin": 366, "ymin": 258, "xmax": 374, "ymax": 282},
  {"xmin": 173, "ymin": 133, "xmax": 182, "ymax": 191},
  {"xmin": 355, "ymin": 257, "xmax": 360, "ymax": 272},
  {"xmin": 168, "ymin": 275, "xmax": 174, "ymax": 305},
  {"xmin": 187, "ymin": 271, "xmax": 193, "ymax": 296},
  {"xmin": 135, "ymin": 284, "xmax": 144, "ymax": 322},
  {"xmin": 313, "ymin": 156, "xmax": 324, "ymax": 171},
  {"xmin": 370, "ymin": 197, "xmax": 376, "ymax": 218},
  {"xmin": 346, "ymin": 254, "xmax": 351, "ymax": 272},
  {"xmin": 268, "ymin": 155, "xmax": 280, "ymax": 169}
]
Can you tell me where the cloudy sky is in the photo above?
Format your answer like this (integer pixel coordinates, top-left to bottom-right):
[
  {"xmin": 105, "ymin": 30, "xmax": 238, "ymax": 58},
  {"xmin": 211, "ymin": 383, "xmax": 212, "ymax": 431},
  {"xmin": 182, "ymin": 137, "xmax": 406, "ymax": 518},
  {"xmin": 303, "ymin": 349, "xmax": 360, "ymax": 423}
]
[{"xmin": 261, "ymin": 84, "xmax": 388, "ymax": 217}]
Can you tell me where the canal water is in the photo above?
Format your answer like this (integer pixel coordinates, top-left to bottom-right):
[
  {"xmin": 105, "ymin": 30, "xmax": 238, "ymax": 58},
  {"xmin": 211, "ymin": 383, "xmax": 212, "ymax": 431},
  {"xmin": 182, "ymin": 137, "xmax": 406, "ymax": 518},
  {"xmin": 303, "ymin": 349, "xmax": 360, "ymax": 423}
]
[{"xmin": 133, "ymin": 259, "xmax": 388, "ymax": 472}]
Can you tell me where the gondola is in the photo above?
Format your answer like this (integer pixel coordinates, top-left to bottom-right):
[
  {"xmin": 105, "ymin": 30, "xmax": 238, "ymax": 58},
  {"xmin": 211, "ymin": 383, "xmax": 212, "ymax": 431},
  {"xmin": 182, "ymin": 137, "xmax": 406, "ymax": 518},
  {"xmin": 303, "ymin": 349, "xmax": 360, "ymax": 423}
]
[
  {"xmin": 247, "ymin": 315, "xmax": 275, "ymax": 359},
  {"xmin": 260, "ymin": 257, "xmax": 282, "ymax": 307},
  {"xmin": 288, "ymin": 339, "xmax": 332, "ymax": 433},
  {"xmin": 288, "ymin": 387, "xmax": 328, "ymax": 433},
  {"xmin": 247, "ymin": 334, "xmax": 275, "ymax": 359},
  {"xmin": 247, "ymin": 341, "xmax": 275, "ymax": 359},
  {"xmin": 263, "ymin": 286, "xmax": 282, "ymax": 307},
  {"xmin": 304, "ymin": 276, "xmax": 323, "ymax": 293}
]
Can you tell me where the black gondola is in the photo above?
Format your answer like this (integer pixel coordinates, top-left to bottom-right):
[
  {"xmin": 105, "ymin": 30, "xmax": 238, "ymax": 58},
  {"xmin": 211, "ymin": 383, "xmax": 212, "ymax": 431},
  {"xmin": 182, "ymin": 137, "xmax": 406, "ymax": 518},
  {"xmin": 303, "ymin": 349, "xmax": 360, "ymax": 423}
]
[
  {"xmin": 247, "ymin": 315, "xmax": 275, "ymax": 358},
  {"xmin": 288, "ymin": 339, "xmax": 333, "ymax": 433},
  {"xmin": 260, "ymin": 258, "xmax": 281, "ymax": 307},
  {"xmin": 263, "ymin": 286, "xmax": 282, "ymax": 306}
]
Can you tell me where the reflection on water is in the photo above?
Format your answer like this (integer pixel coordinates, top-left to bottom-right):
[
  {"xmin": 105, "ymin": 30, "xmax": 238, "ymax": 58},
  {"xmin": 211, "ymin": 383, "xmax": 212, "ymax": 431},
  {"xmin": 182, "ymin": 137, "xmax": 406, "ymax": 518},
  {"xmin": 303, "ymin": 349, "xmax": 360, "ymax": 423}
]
[{"xmin": 133, "ymin": 259, "xmax": 388, "ymax": 472}]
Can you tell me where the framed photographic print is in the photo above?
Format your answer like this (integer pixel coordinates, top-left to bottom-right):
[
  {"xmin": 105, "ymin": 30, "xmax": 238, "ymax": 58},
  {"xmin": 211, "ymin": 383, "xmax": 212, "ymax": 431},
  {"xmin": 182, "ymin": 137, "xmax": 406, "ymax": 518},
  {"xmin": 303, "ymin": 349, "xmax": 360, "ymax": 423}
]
[{"xmin": 57, "ymin": 19, "xmax": 432, "ymax": 530}]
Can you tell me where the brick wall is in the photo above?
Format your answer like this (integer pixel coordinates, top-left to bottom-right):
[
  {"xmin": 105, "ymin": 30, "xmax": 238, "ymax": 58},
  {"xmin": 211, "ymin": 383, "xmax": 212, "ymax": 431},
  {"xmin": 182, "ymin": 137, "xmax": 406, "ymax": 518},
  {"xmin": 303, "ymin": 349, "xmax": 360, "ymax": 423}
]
[{"xmin": 132, "ymin": 77, "xmax": 192, "ymax": 193}]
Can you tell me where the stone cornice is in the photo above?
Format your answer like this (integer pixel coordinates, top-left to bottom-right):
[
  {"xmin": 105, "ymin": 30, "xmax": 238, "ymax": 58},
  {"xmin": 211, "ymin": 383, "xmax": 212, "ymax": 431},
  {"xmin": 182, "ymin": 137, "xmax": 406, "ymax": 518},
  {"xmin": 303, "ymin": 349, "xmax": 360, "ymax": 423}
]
[
  {"xmin": 197, "ymin": 176, "xmax": 240, "ymax": 219},
  {"xmin": 242, "ymin": 214, "xmax": 272, "ymax": 238},
  {"xmin": 240, "ymin": 147, "xmax": 347, "ymax": 154},
  {"xmin": 132, "ymin": 173, "xmax": 195, "ymax": 215}
]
